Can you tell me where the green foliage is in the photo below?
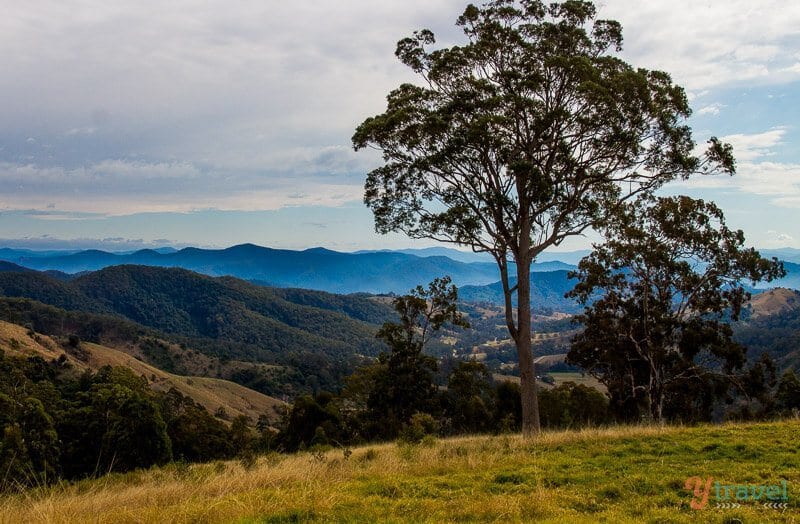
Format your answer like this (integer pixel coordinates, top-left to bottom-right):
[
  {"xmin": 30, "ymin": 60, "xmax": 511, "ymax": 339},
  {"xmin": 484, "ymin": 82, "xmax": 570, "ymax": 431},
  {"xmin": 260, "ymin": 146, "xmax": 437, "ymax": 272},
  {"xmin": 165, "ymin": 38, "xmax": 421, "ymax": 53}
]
[
  {"xmin": 538, "ymin": 382, "xmax": 610, "ymax": 428},
  {"xmin": 0, "ymin": 348, "xmax": 256, "ymax": 491},
  {"xmin": 444, "ymin": 361, "xmax": 496, "ymax": 434},
  {"xmin": 0, "ymin": 261, "xmax": 397, "ymax": 397},
  {"xmin": 776, "ymin": 369, "xmax": 800, "ymax": 412},
  {"xmin": 158, "ymin": 389, "xmax": 235, "ymax": 462},
  {"xmin": 398, "ymin": 413, "xmax": 439, "ymax": 444},
  {"xmin": 568, "ymin": 196, "xmax": 784, "ymax": 422}
]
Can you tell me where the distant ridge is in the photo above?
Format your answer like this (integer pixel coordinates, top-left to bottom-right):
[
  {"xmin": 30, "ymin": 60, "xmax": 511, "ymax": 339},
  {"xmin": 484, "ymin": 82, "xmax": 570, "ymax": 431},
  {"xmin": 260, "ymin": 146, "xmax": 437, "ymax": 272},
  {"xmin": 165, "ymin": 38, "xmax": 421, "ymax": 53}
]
[
  {"xmin": 1, "ymin": 244, "xmax": 504, "ymax": 294},
  {"xmin": 1, "ymin": 243, "xmax": 797, "ymax": 295}
]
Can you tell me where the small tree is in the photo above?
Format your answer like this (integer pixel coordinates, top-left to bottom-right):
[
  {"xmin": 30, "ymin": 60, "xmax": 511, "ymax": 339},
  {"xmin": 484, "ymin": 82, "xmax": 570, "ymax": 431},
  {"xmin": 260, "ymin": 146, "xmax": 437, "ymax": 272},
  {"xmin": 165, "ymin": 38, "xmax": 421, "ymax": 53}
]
[
  {"xmin": 567, "ymin": 196, "xmax": 784, "ymax": 423},
  {"xmin": 776, "ymin": 369, "xmax": 800, "ymax": 414},
  {"xmin": 347, "ymin": 277, "xmax": 468, "ymax": 439},
  {"xmin": 353, "ymin": 0, "xmax": 733, "ymax": 435}
]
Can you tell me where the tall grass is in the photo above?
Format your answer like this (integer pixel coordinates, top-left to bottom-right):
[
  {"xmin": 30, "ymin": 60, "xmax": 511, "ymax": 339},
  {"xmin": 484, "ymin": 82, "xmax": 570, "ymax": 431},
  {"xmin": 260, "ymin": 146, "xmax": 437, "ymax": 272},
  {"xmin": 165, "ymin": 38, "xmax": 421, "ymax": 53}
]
[{"xmin": 1, "ymin": 421, "xmax": 798, "ymax": 523}]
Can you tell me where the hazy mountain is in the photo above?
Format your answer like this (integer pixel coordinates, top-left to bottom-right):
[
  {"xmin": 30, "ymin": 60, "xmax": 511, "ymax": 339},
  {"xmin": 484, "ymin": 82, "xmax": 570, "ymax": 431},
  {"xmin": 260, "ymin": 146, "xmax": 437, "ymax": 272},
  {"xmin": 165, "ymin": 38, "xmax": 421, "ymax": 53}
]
[
  {"xmin": 3, "ymin": 244, "xmax": 583, "ymax": 294},
  {"xmin": 360, "ymin": 246, "xmax": 588, "ymax": 266},
  {"xmin": 4, "ymin": 244, "xmax": 503, "ymax": 294},
  {"xmin": 761, "ymin": 248, "xmax": 800, "ymax": 264},
  {"xmin": 2, "ymin": 243, "xmax": 796, "ymax": 296},
  {"xmin": 460, "ymin": 270, "xmax": 581, "ymax": 313},
  {"xmin": 771, "ymin": 262, "xmax": 800, "ymax": 290}
]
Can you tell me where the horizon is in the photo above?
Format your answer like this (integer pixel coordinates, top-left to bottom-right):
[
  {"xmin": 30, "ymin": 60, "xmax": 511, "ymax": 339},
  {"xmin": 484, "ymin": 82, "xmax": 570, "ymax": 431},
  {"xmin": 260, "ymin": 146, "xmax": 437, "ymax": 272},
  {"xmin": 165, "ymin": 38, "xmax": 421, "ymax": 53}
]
[{"xmin": 1, "ymin": 240, "xmax": 798, "ymax": 257}]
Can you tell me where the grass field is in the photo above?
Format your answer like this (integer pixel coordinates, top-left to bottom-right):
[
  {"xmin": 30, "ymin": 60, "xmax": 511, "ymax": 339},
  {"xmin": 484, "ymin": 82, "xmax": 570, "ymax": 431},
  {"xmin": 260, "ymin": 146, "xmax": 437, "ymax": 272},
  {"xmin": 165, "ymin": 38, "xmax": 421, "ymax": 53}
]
[{"xmin": 1, "ymin": 421, "xmax": 798, "ymax": 523}]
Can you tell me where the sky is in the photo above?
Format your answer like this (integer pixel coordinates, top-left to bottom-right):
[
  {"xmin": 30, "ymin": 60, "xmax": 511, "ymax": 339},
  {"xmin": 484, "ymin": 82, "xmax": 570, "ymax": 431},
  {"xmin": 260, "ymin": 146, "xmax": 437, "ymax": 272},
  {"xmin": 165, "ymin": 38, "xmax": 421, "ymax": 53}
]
[{"xmin": 1, "ymin": 0, "xmax": 800, "ymax": 253}]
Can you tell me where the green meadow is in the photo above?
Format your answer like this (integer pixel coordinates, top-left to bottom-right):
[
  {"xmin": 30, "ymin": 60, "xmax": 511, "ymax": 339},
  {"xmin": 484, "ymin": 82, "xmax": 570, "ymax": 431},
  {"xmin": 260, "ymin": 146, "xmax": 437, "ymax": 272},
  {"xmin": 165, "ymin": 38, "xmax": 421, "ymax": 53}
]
[{"xmin": 2, "ymin": 421, "xmax": 798, "ymax": 523}]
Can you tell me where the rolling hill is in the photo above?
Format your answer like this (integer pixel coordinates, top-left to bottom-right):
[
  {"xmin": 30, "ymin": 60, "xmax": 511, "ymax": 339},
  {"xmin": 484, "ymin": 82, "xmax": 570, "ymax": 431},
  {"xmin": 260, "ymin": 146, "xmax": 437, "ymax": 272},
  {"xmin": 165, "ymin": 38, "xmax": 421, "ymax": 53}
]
[
  {"xmin": 0, "ymin": 319, "xmax": 285, "ymax": 423},
  {"xmin": 0, "ymin": 265, "xmax": 399, "ymax": 397},
  {"xmin": 3, "ymin": 243, "xmax": 797, "ymax": 296}
]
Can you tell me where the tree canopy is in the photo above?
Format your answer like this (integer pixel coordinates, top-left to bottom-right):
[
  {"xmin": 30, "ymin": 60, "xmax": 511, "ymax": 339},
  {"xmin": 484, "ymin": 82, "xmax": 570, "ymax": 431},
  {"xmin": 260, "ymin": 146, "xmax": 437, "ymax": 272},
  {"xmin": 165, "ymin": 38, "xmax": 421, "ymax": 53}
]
[
  {"xmin": 567, "ymin": 196, "xmax": 784, "ymax": 422},
  {"xmin": 353, "ymin": 0, "xmax": 733, "ymax": 434}
]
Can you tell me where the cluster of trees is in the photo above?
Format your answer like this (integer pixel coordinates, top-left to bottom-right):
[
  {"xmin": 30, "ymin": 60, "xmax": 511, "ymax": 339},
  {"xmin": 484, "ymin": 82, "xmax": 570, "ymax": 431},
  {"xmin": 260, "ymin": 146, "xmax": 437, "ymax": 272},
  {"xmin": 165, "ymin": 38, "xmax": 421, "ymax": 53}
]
[
  {"xmin": 276, "ymin": 272, "xmax": 800, "ymax": 451},
  {"xmin": 275, "ymin": 279, "xmax": 610, "ymax": 451},
  {"xmin": 567, "ymin": 196, "xmax": 785, "ymax": 423},
  {"xmin": 0, "ymin": 347, "xmax": 265, "ymax": 491}
]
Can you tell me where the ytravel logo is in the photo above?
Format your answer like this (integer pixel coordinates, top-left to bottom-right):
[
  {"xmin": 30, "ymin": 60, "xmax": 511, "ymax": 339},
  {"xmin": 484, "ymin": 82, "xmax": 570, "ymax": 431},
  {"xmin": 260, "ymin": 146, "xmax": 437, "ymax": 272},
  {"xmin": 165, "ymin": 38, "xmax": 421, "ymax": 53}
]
[{"xmin": 685, "ymin": 476, "xmax": 790, "ymax": 511}]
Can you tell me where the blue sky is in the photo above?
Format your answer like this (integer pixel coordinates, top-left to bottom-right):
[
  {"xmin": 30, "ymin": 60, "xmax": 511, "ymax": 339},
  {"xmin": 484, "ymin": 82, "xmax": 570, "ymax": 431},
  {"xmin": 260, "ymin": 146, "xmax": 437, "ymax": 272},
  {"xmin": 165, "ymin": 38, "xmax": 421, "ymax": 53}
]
[{"xmin": 1, "ymin": 0, "xmax": 799, "ymax": 253}]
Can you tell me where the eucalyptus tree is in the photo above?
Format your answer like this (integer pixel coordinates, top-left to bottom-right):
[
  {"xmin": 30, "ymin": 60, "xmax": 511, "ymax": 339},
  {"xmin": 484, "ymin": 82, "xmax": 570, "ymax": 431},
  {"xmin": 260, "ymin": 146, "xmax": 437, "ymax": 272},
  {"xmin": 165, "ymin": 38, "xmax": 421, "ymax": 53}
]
[
  {"xmin": 353, "ymin": 0, "xmax": 733, "ymax": 435},
  {"xmin": 567, "ymin": 196, "xmax": 784, "ymax": 422}
]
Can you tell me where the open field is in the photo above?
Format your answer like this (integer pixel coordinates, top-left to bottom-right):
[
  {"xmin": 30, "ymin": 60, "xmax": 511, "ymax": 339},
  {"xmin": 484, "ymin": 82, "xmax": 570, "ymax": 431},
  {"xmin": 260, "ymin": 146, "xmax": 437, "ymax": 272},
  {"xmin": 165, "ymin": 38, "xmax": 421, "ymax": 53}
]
[
  {"xmin": 548, "ymin": 371, "xmax": 605, "ymax": 391},
  {"xmin": 492, "ymin": 371, "xmax": 605, "ymax": 392},
  {"xmin": 1, "ymin": 421, "xmax": 798, "ymax": 523}
]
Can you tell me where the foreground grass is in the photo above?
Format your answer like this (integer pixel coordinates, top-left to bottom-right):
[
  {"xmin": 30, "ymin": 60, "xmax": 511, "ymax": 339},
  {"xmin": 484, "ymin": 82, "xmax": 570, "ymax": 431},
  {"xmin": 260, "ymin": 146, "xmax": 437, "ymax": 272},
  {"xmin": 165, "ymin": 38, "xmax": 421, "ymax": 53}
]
[{"xmin": 1, "ymin": 421, "xmax": 799, "ymax": 523}]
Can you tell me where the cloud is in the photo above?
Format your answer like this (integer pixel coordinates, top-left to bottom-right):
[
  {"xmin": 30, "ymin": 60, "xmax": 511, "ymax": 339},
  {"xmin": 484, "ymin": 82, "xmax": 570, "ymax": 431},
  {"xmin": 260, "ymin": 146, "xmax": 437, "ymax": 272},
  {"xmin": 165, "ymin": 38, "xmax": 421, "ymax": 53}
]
[
  {"xmin": 0, "ymin": 236, "xmax": 186, "ymax": 252},
  {"xmin": 670, "ymin": 128, "xmax": 800, "ymax": 209},
  {"xmin": 598, "ymin": 1, "xmax": 800, "ymax": 90},
  {"xmin": 723, "ymin": 128, "xmax": 785, "ymax": 162},
  {"xmin": 781, "ymin": 63, "xmax": 800, "ymax": 74},
  {"xmin": 1, "ymin": 0, "xmax": 799, "ymax": 222},
  {"xmin": 0, "ymin": 159, "xmax": 364, "ymax": 214},
  {"xmin": 696, "ymin": 103, "xmax": 725, "ymax": 116},
  {"xmin": 766, "ymin": 230, "xmax": 794, "ymax": 243}
]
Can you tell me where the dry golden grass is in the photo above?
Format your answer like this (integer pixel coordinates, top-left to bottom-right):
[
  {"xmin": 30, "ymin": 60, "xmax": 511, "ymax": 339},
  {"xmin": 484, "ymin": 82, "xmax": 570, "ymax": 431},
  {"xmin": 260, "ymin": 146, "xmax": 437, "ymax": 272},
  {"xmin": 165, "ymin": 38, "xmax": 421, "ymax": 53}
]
[
  {"xmin": 749, "ymin": 288, "xmax": 800, "ymax": 318},
  {"xmin": 2, "ymin": 421, "xmax": 798, "ymax": 523},
  {"xmin": 0, "ymin": 320, "xmax": 285, "ymax": 422}
]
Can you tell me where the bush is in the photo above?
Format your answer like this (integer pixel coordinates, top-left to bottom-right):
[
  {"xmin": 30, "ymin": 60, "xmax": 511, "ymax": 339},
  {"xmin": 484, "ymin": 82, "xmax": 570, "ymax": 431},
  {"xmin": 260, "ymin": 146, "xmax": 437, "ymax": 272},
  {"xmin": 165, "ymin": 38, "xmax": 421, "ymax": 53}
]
[{"xmin": 399, "ymin": 413, "xmax": 439, "ymax": 444}]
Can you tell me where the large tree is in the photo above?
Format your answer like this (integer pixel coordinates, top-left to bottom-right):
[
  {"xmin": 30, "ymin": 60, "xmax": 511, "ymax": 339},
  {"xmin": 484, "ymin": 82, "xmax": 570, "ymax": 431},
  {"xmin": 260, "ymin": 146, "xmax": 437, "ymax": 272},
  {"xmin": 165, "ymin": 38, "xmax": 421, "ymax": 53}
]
[
  {"xmin": 352, "ymin": 0, "xmax": 733, "ymax": 434},
  {"xmin": 567, "ymin": 196, "xmax": 784, "ymax": 422}
]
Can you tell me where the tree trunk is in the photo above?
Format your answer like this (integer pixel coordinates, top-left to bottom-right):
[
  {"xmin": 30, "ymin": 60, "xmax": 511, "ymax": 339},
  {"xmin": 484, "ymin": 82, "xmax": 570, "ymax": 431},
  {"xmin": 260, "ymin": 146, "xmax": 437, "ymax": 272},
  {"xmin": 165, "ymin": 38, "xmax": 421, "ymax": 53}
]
[{"xmin": 516, "ymin": 252, "xmax": 541, "ymax": 437}]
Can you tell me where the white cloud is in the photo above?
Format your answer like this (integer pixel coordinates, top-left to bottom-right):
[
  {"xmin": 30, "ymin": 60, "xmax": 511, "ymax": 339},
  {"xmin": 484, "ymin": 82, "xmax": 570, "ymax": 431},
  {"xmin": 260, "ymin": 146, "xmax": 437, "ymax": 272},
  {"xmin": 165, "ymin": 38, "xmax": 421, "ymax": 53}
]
[
  {"xmin": 672, "ymin": 129, "xmax": 800, "ymax": 208},
  {"xmin": 721, "ymin": 128, "xmax": 785, "ymax": 161},
  {"xmin": 719, "ymin": 129, "xmax": 800, "ymax": 204},
  {"xmin": 766, "ymin": 230, "xmax": 794, "ymax": 243},
  {"xmin": 697, "ymin": 103, "xmax": 725, "ymax": 116},
  {"xmin": 1, "ymin": 0, "xmax": 799, "ymax": 219},
  {"xmin": 598, "ymin": 1, "xmax": 800, "ymax": 90},
  {"xmin": 734, "ymin": 45, "xmax": 780, "ymax": 63},
  {"xmin": 781, "ymin": 63, "xmax": 800, "ymax": 74}
]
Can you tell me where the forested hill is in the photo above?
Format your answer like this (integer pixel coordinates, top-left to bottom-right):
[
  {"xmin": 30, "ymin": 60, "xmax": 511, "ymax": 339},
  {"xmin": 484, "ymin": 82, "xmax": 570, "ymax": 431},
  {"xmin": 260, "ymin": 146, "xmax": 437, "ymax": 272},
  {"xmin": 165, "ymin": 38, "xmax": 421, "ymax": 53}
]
[
  {"xmin": 0, "ymin": 265, "xmax": 397, "ymax": 396},
  {"xmin": 0, "ymin": 264, "xmax": 392, "ymax": 350}
]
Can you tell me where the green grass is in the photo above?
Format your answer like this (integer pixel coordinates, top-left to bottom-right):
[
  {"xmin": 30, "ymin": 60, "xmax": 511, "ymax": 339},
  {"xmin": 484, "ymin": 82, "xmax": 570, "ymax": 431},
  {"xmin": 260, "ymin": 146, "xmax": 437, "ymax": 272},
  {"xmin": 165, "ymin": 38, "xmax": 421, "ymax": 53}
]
[{"xmin": 1, "ymin": 421, "xmax": 799, "ymax": 523}]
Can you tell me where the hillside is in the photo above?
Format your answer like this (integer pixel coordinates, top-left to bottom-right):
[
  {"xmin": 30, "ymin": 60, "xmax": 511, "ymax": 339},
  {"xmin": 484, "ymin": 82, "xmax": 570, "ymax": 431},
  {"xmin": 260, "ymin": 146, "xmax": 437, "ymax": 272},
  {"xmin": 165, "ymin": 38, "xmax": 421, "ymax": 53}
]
[
  {"xmin": 0, "ymin": 266, "xmax": 393, "ymax": 350},
  {"xmin": 0, "ymin": 302, "xmax": 357, "ymax": 399},
  {"xmin": 1, "ymin": 421, "xmax": 797, "ymax": 522},
  {"xmin": 737, "ymin": 288, "xmax": 800, "ymax": 371},
  {"xmin": 748, "ymin": 287, "xmax": 800, "ymax": 318},
  {"xmin": 0, "ymin": 320, "xmax": 285, "ymax": 423},
  {"xmin": 459, "ymin": 270, "xmax": 580, "ymax": 313}
]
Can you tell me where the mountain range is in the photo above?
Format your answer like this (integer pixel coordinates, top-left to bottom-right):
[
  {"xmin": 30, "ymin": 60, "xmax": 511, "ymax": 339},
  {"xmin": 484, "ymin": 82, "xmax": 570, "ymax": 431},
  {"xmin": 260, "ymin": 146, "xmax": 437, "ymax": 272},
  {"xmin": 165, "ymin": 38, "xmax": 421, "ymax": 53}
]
[{"xmin": 1, "ymin": 244, "xmax": 797, "ymax": 300}]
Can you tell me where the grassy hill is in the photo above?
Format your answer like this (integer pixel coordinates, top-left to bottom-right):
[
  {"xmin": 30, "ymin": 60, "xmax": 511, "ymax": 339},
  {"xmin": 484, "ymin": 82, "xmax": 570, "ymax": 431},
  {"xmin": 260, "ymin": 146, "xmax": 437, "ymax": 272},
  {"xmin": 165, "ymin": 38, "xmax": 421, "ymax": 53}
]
[
  {"xmin": 1, "ymin": 421, "xmax": 797, "ymax": 522},
  {"xmin": 0, "ymin": 320, "xmax": 285, "ymax": 423},
  {"xmin": 748, "ymin": 287, "xmax": 800, "ymax": 319}
]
